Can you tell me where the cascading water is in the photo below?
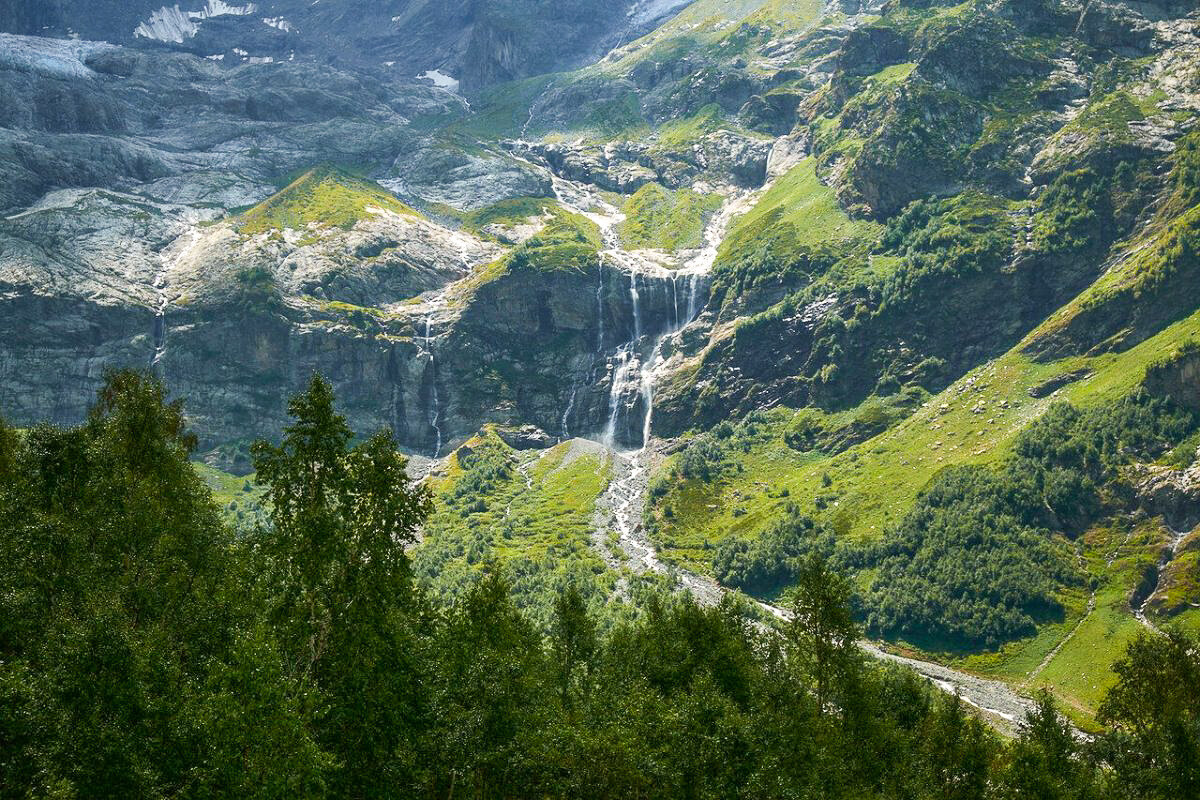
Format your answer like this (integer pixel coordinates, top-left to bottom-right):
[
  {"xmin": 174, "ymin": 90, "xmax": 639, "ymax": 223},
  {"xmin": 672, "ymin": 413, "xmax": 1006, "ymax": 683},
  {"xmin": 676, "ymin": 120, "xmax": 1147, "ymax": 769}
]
[
  {"xmin": 670, "ymin": 273, "xmax": 680, "ymax": 329},
  {"xmin": 507, "ymin": 141, "xmax": 749, "ymax": 450},
  {"xmin": 600, "ymin": 267, "xmax": 710, "ymax": 450},
  {"xmin": 687, "ymin": 272, "xmax": 702, "ymax": 322},
  {"xmin": 561, "ymin": 383, "xmax": 578, "ymax": 441},
  {"xmin": 629, "ymin": 271, "xmax": 642, "ymax": 342},
  {"xmin": 596, "ymin": 267, "xmax": 605, "ymax": 351},
  {"xmin": 602, "ymin": 346, "xmax": 638, "ymax": 447},
  {"xmin": 421, "ymin": 316, "xmax": 445, "ymax": 457},
  {"xmin": 152, "ymin": 228, "xmax": 201, "ymax": 368}
]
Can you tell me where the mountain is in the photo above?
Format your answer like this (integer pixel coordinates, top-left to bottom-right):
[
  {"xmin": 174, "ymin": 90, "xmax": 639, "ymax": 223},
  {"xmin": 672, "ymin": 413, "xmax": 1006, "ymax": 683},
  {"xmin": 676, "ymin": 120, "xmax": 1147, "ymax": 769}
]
[
  {"xmin": 1, "ymin": 0, "xmax": 1199, "ymax": 727},
  {"xmin": 0, "ymin": 0, "xmax": 688, "ymax": 92}
]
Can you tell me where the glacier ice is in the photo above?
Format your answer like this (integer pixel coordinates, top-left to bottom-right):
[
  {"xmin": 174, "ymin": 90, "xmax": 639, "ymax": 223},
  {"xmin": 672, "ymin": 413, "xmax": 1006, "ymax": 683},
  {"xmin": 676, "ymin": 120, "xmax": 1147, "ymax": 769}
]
[{"xmin": 0, "ymin": 33, "xmax": 114, "ymax": 79}]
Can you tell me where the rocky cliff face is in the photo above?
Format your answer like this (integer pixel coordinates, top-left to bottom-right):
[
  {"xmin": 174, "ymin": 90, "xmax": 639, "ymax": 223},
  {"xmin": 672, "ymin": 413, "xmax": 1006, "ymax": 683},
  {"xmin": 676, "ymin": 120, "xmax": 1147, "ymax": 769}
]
[
  {"xmin": 0, "ymin": 0, "xmax": 686, "ymax": 95},
  {"xmin": 1, "ymin": 0, "xmax": 1198, "ymax": 477}
]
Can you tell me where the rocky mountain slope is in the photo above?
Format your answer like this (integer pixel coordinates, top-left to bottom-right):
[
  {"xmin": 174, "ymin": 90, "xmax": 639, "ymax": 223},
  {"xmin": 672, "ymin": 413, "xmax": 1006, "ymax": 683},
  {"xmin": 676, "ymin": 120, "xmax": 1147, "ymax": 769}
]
[
  {"xmin": 2, "ymin": 0, "xmax": 1199, "ymax": 726},
  {"xmin": 0, "ymin": 0, "xmax": 688, "ymax": 93}
]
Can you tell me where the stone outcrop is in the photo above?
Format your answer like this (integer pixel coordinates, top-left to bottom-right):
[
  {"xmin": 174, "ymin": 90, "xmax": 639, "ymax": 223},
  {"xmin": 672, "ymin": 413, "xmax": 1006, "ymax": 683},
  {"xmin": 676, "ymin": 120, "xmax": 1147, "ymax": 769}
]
[
  {"xmin": 512, "ymin": 132, "xmax": 773, "ymax": 194},
  {"xmin": 1129, "ymin": 457, "xmax": 1200, "ymax": 533}
]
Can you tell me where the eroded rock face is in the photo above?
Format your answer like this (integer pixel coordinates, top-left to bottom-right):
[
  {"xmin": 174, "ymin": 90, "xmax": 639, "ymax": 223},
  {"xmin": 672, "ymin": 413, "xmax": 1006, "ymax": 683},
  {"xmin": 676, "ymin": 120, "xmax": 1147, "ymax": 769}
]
[
  {"xmin": 1147, "ymin": 528, "xmax": 1200, "ymax": 617},
  {"xmin": 386, "ymin": 141, "xmax": 552, "ymax": 212},
  {"xmin": 1, "ymin": 0, "xmax": 1197, "ymax": 479},
  {"xmin": 0, "ymin": 0, "xmax": 685, "ymax": 94},
  {"xmin": 0, "ymin": 172, "xmax": 695, "ymax": 461},
  {"xmin": 1130, "ymin": 457, "xmax": 1200, "ymax": 532},
  {"xmin": 1145, "ymin": 346, "xmax": 1200, "ymax": 411},
  {"xmin": 512, "ymin": 132, "xmax": 774, "ymax": 194},
  {"xmin": 495, "ymin": 425, "xmax": 556, "ymax": 450}
]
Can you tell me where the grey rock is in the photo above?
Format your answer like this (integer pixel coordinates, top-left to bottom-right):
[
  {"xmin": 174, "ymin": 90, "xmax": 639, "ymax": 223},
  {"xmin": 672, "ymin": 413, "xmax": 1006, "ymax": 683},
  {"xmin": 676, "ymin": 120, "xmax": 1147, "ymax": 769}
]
[{"xmin": 495, "ymin": 425, "xmax": 556, "ymax": 450}]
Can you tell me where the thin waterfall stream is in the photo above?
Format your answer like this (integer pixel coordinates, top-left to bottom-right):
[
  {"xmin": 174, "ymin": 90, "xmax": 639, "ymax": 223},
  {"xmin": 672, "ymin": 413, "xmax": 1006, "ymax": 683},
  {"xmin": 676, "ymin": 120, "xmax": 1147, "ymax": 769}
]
[
  {"xmin": 152, "ymin": 228, "xmax": 202, "ymax": 368},
  {"xmin": 420, "ymin": 316, "xmax": 444, "ymax": 457}
]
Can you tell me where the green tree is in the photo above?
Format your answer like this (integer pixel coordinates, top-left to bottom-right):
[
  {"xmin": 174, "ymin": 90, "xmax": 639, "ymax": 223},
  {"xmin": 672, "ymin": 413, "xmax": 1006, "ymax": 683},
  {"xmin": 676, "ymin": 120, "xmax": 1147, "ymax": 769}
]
[
  {"xmin": 1098, "ymin": 628, "xmax": 1200, "ymax": 800},
  {"xmin": 919, "ymin": 693, "xmax": 995, "ymax": 800},
  {"xmin": 252, "ymin": 373, "xmax": 434, "ymax": 796},
  {"xmin": 551, "ymin": 584, "xmax": 597, "ymax": 713},
  {"xmin": 0, "ymin": 370, "xmax": 326, "ymax": 798},
  {"xmin": 785, "ymin": 554, "xmax": 861, "ymax": 711},
  {"xmin": 427, "ymin": 571, "xmax": 551, "ymax": 799},
  {"xmin": 995, "ymin": 692, "xmax": 1099, "ymax": 800}
]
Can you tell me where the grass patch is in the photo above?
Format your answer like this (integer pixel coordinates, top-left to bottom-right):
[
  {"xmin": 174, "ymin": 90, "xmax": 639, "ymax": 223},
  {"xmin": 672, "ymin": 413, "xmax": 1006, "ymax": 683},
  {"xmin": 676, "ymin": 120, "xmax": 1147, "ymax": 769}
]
[
  {"xmin": 463, "ymin": 197, "xmax": 556, "ymax": 235},
  {"xmin": 618, "ymin": 183, "xmax": 723, "ymax": 251},
  {"xmin": 506, "ymin": 205, "xmax": 602, "ymax": 273},
  {"xmin": 235, "ymin": 166, "xmax": 415, "ymax": 238},
  {"xmin": 193, "ymin": 461, "xmax": 267, "ymax": 527},
  {"xmin": 718, "ymin": 157, "xmax": 882, "ymax": 265},
  {"xmin": 655, "ymin": 104, "xmax": 728, "ymax": 149},
  {"xmin": 413, "ymin": 433, "xmax": 617, "ymax": 629},
  {"xmin": 1019, "ymin": 521, "xmax": 1168, "ymax": 724}
]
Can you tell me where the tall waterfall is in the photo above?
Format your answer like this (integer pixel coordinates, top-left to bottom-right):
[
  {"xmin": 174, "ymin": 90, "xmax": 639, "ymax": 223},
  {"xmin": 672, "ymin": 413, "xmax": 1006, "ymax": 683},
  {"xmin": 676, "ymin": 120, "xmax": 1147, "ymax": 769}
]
[
  {"xmin": 506, "ymin": 141, "xmax": 751, "ymax": 452},
  {"xmin": 152, "ymin": 228, "xmax": 202, "ymax": 369},
  {"xmin": 421, "ymin": 316, "xmax": 444, "ymax": 457},
  {"xmin": 601, "ymin": 269, "xmax": 706, "ymax": 450}
]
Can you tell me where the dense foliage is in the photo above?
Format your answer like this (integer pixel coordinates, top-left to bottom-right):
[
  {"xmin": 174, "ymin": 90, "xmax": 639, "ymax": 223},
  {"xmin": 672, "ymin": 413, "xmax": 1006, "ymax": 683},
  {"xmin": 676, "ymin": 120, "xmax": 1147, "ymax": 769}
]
[
  {"xmin": 878, "ymin": 191, "xmax": 1012, "ymax": 307},
  {"xmin": 707, "ymin": 392, "xmax": 1198, "ymax": 649},
  {"xmin": 865, "ymin": 463, "xmax": 1081, "ymax": 647},
  {"xmin": 712, "ymin": 513, "xmax": 845, "ymax": 598},
  {"xmin": 865, "ymin": 392, "xmax": 1197, "ymax": 647},
  {"xmin": 1, "ymin": 372, "xmax": 1198, "ymax": 798},
  {"xmin": 671, "ymin": 410, "xmax": 776, "ymax": 484}
]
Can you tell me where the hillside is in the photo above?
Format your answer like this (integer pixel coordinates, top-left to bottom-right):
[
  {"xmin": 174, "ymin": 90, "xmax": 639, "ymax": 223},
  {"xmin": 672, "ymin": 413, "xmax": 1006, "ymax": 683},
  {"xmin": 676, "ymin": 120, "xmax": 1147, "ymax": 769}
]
[{"xmin": 1, "ymin": 0, "xmax": 1199, "ymax": 744}]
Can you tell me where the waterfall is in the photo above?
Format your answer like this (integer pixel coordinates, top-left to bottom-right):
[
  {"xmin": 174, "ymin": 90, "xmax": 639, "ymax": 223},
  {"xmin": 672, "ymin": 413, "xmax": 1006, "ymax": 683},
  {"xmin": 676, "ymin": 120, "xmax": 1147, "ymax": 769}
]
[
  {"xmin": 422, "ymin": 317, "xmax": 444, "ymax": 457},
  {"xmin": 639, "ymin": 345, "xmax": 659, "ymax": 448},
  {"xmin": 596, "ymin": 267, "xmax": 605, "ymax": 351},
  {"xmin": 152, "ymin": 307, "xmax": 167, "ymax": 367},
  {"xmin": 601, "ymin": 267, "xmax": 709, "ymax": 450},
  {"xmin": 506, "ymin": 144, "xmax": 731, "ymax": 452},
  {"xmin": 561, "ymin": 383, "xmax": 578, "ymax": 441},
  {"xmin": 686, "ymin": 272, "xmax": 701, "ymax": 322},
  {"xmin": 670, "ymin": 273, "xmax": 680, "ymax": 329},
  {"xmin": 602, "ymin": 345, "xmax": 638, "ymax": 448},
  {"xmin": 629, "ymin": 271, "xmax": 641, "ymax": 343},
  {"xmin": 152, "ymin": 229, "xmax": 201, "ymax": 369}
]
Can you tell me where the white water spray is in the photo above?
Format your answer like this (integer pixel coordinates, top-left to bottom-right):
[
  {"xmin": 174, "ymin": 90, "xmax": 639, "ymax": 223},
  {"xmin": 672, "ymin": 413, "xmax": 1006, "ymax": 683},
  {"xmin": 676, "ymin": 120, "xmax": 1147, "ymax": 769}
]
[{"xmin": 561, "ymin": 383, "xmax": 578, "ymax": 441}]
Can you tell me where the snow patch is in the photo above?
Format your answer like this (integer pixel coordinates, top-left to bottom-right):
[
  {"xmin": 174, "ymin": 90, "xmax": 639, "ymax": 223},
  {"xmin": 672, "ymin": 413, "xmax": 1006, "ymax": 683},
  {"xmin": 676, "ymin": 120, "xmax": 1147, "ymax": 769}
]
[
  {"xmin": 627, "ymin": 0, "xmax": 692, "ymax": 27},
  {"xmin": 417, "ymin": 69, "xmax": 460, "ymax": 92},
  {"xmin": 135, "ymin": 2, "xmax": 257, "ymax": 43},
  {"xmin": 190, "ymin": 1, "xmax": 258, "ymax": 20},
  {"xmin": 134, "ymin": 7, "xmax": 198, "ymax": 43},
  {"xmin": 262, "ymin": 16, "xmax": 293, "ymax": 32}
]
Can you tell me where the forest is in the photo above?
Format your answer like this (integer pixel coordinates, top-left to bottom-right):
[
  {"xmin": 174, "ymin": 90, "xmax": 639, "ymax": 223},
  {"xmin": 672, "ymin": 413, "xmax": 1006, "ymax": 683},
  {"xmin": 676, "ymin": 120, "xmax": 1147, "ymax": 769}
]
[
  {"xmin": 711, "ymin": 391, "xmax": 1199, "ymax": 649},
  {"xmin": 1, "ymin": 372, "xmax": 1197, "ymax": 799}
]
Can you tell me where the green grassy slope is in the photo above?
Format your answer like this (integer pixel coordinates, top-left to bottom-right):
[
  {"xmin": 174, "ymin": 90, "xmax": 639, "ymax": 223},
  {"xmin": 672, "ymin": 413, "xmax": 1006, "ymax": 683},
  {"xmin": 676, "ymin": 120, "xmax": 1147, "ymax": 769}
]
[
  {"xmin": 236, "ymin": 167, "xmax": 416, "ymax": 238},
  {"xmin": 412, "ymin": 431, "xmax": 621, "ymax": 628}
]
